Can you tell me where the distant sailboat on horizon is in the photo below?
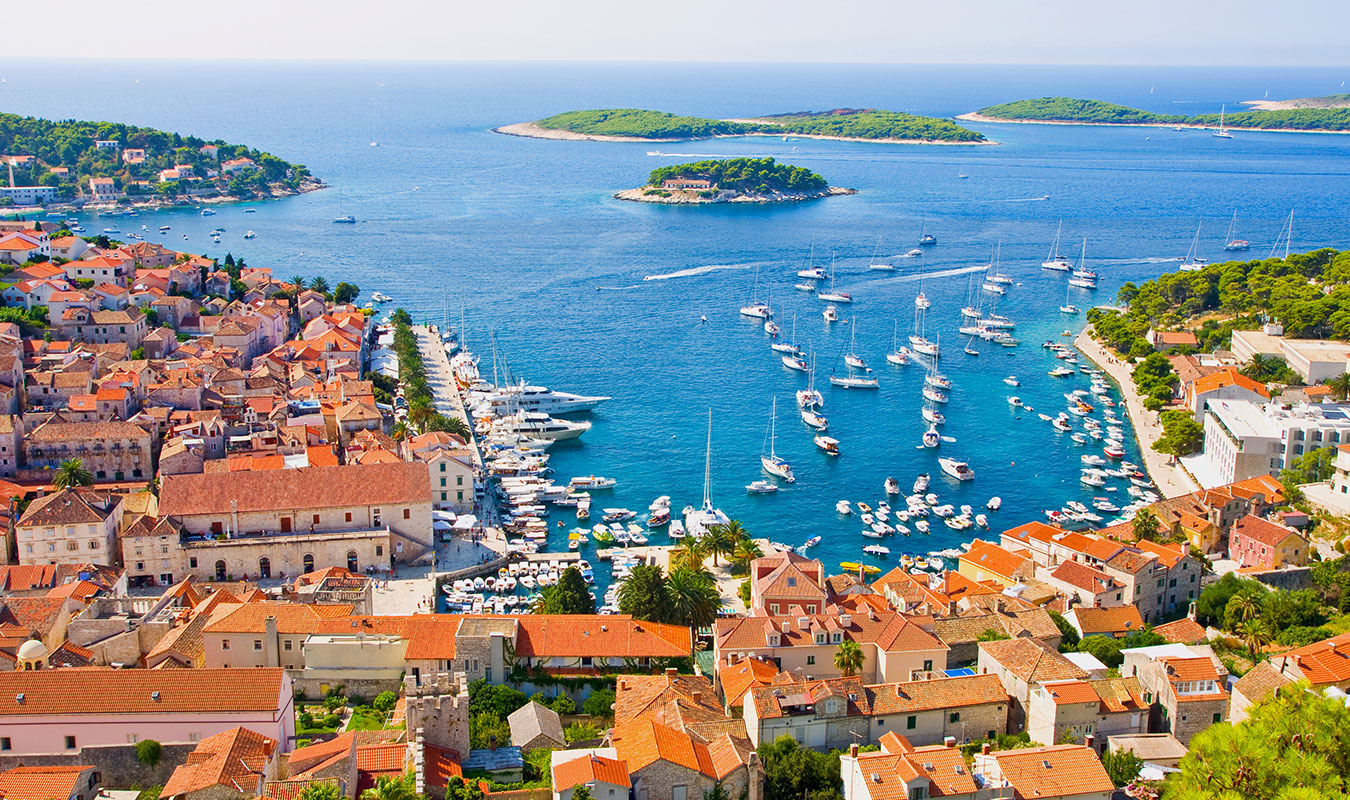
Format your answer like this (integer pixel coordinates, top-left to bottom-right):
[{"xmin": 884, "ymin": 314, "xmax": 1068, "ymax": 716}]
[{"xmin": 1213, "ymin": 105, "xmax": 1233, "ymax": 139}]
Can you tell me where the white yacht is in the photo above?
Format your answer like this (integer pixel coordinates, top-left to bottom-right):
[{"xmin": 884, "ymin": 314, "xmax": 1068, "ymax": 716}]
[
  {"xmin": 1179, "ymin": 223, "xmax": 1208, "ymax": 272},
  {"xmin": 470, "ymin": 381, "xmax": 611, "ymax": 415},
  {"xmin": 1067, "ymin": 239, "xmax": 1097, "ymax": 288},
  {"xmin": 939, "ymin": 457, "xmax": 974, "ymax": 481},
  {"xmin": 740, "ymin": 301, "xmax": 772, "ymax": 319},
  {"xmin": 746, "ymin": 480, "xmax": 778, "ymax": 494},
  {"xmin": 782, "ymin": 353, "xmax": 809, "ymax": 372},
  {"xmin": 796, "ymin": 356, "xmax": 824, "ymax": 407},
  {"xmin": 685, "ymin": 411, "xmax": 730, "ymax": 537},
  {"xmin": 844, "ymin": 323, "xmax": 868, "ymax": 370},
  {"xmin": 495, "ymin": 411, "xmax": 591, "ymax": 440},
  {"xmin": 867, "ymin": 238, "xmax": 894, "ymax": 271},
  {"xmin": 814, "ymin": 435, "xmax": 839, "ymax": 455},
  {"xmin": 829, "ymin": 374, "xmax": 879, "ymax": 389},
  {"xmin": 887, "ymin": 322, "xmax": 911, "ymax": 366}
]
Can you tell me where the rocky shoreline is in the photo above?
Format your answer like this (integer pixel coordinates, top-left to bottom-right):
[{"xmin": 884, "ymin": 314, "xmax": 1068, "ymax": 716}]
[
  {"xmin": 956, "ymin": 111, "xmax": 1350, "ymax": 136},
  {"xmin": 614, "ymin": 185, "xmax": 855, "ymax": 205},
  {"xmin": 1, "ymin": 179, "xmax": 325, "ymax": 218},
  {"xmin": 494, "ymin": 121, "xmax": 991, "ymax": 146}
]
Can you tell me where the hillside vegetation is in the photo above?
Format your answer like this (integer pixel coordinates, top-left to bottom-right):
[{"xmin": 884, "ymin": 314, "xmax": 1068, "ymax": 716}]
[
  {"xmin": 0, "ymin": 113, "xmax": 314, "ymax": 202},
  {"xmin": 1087, "ymin": 248, "xmax": 1350, "ymax": 359},
  {"xmin": 978, "ymin": 97, "xmax": 1350, "ymax": 132},
  {"xmin": 535, "ymin": 108, "xmax": 985, "ymax": 142},
  {"xmin": 646, "ymin": 158, "xmax": 827, "ymax": 194}
]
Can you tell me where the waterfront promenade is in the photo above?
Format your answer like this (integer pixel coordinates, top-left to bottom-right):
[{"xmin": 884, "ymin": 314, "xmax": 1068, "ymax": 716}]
[{"xmin": 1075, "ymin": 329, "xmax": 1198, "ymax": 499}]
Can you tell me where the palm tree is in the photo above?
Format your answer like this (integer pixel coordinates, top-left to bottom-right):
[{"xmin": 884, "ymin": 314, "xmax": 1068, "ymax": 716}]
[
  {"xmin": 1237, "ymin": 619, "xmax": 1271, "ymax": 662},
  {"xmin": 1242, "ymin": 353, "xmax": 1279, "ymax": 382},
  {"xmin": 439, "ymin": 414, "xmax": 470, "ymax": 440},
  {"xmin": 391, "ymin": 421, "xmax": 409, "ymax": 441},
  {"xmin": 360, "ymin": 774, "xmax": 414, "ymax": 800},
  {"xmin": 1327, "ymin": 372, "xmax": 1350, "ymax": 402},
  {"xmin": 723, "ymin": 519, "xmax": 749, "ymax": 543},
  {"xmin": 666, "ymin": 567, "xmax": 720, "ymax": 630},
  {"xmin": 53, "ymin": 458, "xmax": 93, "ymax": 489},
  {"xmin": 670, "ymin": 538, "xmax": 705, "ymax": 572},
  {"xmin": 703, "ymin": 524, "xmax": 734, "ymax": 567},
  {"xmin": 407, "ymin": 397, "xmax": 435, "ymax": 433},
  {"xmin": 730, "ymin": 537, "xmax": 763, "ymax": 576},
  {"xmin": 289, "ymin": 275, "xmax": 307, "ymax": 292},
  {"xmin": 1229, "ymin": 592, "xmax": 1261, "ymax": 625},
  {"xmin": 309, "ymin": 276, "xmax": 330, "ymax": 295},
  {"xmin": 834, "ymin": 639, "xmax": 865, "ymax": 677}
]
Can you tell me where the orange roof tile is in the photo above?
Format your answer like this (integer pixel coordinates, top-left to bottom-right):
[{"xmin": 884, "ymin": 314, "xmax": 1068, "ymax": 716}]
[
  {"xmin": 1192, "ymin": 367, "xmax": 1270, "ymax": 399},
  {"xmin": 161, "ymin": 726, "xmax": 276, "ymax": 797},
  {"xmin": 990, "ymin": 745, "xmax": 1113, "ymax": 798},
  {"xmin": 0, "ymin": 668, "xmax": 286, "ymax": 715},
  {"xmin": 1070, "ymin": 605, "xmax": 1144, "ymax": 637},
  {"xmin": 0, "ymin": 766, "xmax": 95, "ymax": 800},
  {"xmin": 552, "ymin": 755, "xmax": 631, "ymax": 790}
]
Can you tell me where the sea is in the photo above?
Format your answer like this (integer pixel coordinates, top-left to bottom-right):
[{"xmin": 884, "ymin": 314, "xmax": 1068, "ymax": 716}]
[{"xmin": 5, "ymin": 61, "xmax": 1349, "ymax": 599}]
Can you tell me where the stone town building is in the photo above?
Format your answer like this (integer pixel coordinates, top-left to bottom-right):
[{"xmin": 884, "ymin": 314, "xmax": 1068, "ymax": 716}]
[
  {"xmin": 1025, "ymin": 678, "xmax": 1149, "ymax": 751},
  {"xmin": 508, "ymin": 701, "xmax": 566, "ymax": 751},
  {"xmin": 1227, "ymin": 514, "xmax": 1308, "ymax": 569},
  {"xmin": 551, "ymin": 753, "xmax": 630, "ymax": 800},
  {"xmin": 976, "ymin": 639, "xmax": 1089, "ymax": 732},
  {"xmin": 22, "ymin": 419, "xmax": 153, "ymax": 483},
  {"xmin": 749, "ymin": 553, "xmax": 828, "ymax": 615},
  {"xmin": 1228, "ymin": 631, "xmax": 1350, "ymax": 723},
  {"xmin": 55, "ymin": 308, "xmax": 146, "ymax": 348},
  {"xmin": 840, "ymin": 732, "xmax": 996, "ymax": 800},
  {"xmin": 971, "ymin": 744, "xmax": 1113, "ymax": 800},
  {"xmin": 14, "ymin": 489, "xmax": 123, "ymax": 567},
  {"xmin": 1121, "ymin": 643, "xmax": 1228, "ymax": 745},
  {"xmin": 158, "ymin": 462, "xmax": 435, "ymax": 576},
  {"xmin": 715, "ymin": 610, "xmax": 948, "ymax": 685},
  {"xmin": 161, "ymin": 727, "xmax": 279, "ymax": 800},
  {"xmin": 610, "ymin": 717, "xmax": 758, "ymax": 800}
]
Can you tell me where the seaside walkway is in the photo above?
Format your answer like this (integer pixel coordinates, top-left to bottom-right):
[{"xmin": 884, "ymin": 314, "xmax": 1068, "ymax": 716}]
[{"xmin": 1075, "ymin": 329, "xmax": 1198, "ymax": 499}]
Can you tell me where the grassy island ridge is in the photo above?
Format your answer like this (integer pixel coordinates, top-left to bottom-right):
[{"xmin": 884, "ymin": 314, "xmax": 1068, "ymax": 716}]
[
  {"xmin": 527, "ymin": 107, "xmax": 986, "ymax": 143},
  {"xmin": 973, "ymin": 96, "xmax": 1350, "ymax": 132},
  {"xmin": 0, "ymin": 112, "xmax": 317, "ymax": 204}
]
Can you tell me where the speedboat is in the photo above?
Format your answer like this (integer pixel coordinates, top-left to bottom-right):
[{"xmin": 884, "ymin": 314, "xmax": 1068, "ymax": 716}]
[
  {"xmin": 746, "ymin": 480, "xmax": 778, "ymax": 494},
  {"xmin": 836, "ymin": 500, "xmax": 852, "ymax": 514},
  {"xmin": 905, "ymin": 248, "xmax": 923, "ymax": 258},
  {"xmin": 814, "ymin": 435, "xmax": 840, "ymax": 455},
  {"xmin": 647, "ymin": 508, "xmax": 670, "ymax": 528},
  {"xmin": 817, "ymin": 290, "xmax": 853, "ymax": 303},
  {"xmin": 862, "ymin": 545, "xmax": 890, "ymax": 556},
  {"xmin": 939, "ymin": 457, "xmax": 974, "ymax": 481},
  {"xmin": 986, "ymin": 496, "xmax": 1002, "ymax": 510},
  {"xmin": 569, "ymin": 476, "xmax": 617, "ymax": 490},
  {"xmin": 1007, "ymin": 396, "xmax": 1022, "ymax": 407},
  {"xmin": 884, "ymin": 477, "xmax": 901, "ymax": 495},
  {"xmin": 823, "ymin": 305, "xmax": 839, "ymax": 322},
  {"xmin": 1004, "ymin": 376, "xmax": 1020, "ymax": 387},
  {"xmin": 913, "ymin": 474, "xmax": 930, "ymax": 493}
]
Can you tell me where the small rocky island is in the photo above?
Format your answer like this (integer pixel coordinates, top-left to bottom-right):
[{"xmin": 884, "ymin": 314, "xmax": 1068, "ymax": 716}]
[{"xmin": 615, "ymin": 157, "xmax": 853, "ymax": 205}]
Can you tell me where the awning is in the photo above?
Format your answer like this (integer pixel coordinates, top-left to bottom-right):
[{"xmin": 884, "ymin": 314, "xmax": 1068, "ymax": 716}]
[{"xmin": 452, "ymin": 515, "xmax": 479, "ymax": 531}]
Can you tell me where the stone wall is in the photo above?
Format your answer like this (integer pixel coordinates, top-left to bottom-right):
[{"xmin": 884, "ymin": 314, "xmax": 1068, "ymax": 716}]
[
  {"xmin": 293, "ymin": 675, "xmax": 403, "ymax": 702},
  {"xmin": 1249, "ymin": 566, "xmax": 1313, "ymax": 591},
  {"xmin": 404, "ymin": 673, "xmax": 470, "ymax": 756},
  {"xmin": 0, "ymin": 741, "xmax": 197, "ymax": 788}
]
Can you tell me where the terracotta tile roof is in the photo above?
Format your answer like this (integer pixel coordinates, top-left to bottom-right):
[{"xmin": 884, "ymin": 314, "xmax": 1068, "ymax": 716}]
[
  {"xmin": 288, "ymin": 733, "xmax": 357, "ymax": 775},
  {"xmin": 354, "ymin": 742, "xmax": 406, "ymax": 775},
  {"xmin": 160, "ymin": 463, "xmax": 430, "ymax": 516},
  {"xmin": 202, "ymin": 601, "xmax": 356, "ymax": 634},
  {"xmin": 28, "ymin": 420, "xmax": 148, "ymax": 443},
  {"xmin": 1133, "ymin": 539, "xmax": 1188, "ymax": 569},
  {"xmin": 1232, "ymin": 661, "xmax": 1292, "ymax": 705},
  {"xmin": 612, "ymin": 718, "xmax": 730, "ymax": 778},
  {"xmin": 0, "ymin": 668, "xmax": 286, "ymax": 715},
  {"xmin": 717, "ymin": 656, "xmax": 781, "ymax": 707},
  {"xmin": 867, "ymin": 674, "xmax": 1006, "ymax": 715},
  {"xmin": 0, "ymin": 598, "xmax": 69, "ymax": 638},
  {"xmin": 1049, "ymin": 561, "xmax": 1116, "ymax": 594},
  {"xmin": 1192, "ymin": 367, "xmax": 1270, "ymax": 399},
  {"xmin": 716, "ymin": 611, "xmax": 945, "ymax": 655},
  {"xmin": 162, "ymin": 726, "xmax": 277, "ymax": 797},
  {"xmin": 421, "ymin": 743, "xmax": 462, "ymax": 789},
  {"xmin": 989, "ymin": 745, "xmax": 1113, "ymax": 798},
  {"xmin": 1160, "ymin": 656, "xmax": 1228, "ymax": 701},
  {"xmin": 263, "ymin": 779, "xmax": 341, "ymax": 800},
  {"xmin": 749, "ymin": 676, "xmax": 866, "ymax": 720},
  {"xmin": 17, "ymin": 488, "xmax": 119, "ymax": 528},
  {"xmin": 852, "ymin": 740, "xmax": 977, "ymax": 799},
  {"xmin": 615, "ymin": 672, "xmax": 721, "ymax": 727},
  {"xmin": 1228, "ymin": 475, "xmax": 1285, "ymax": 504},
  {"xmin": 1153, "ymin": 617, "xmax": 1206, "ymax": 645},
  {"xmin": 959, "ymin": 540, "xmax": 1033, "ymax": 581},
  {"xmin": 1232, "ymin": 515, "xmax": 1303, "ymax": 548},
  {"xmin": 515, "ymin": 615, "xmax": 690, "ymax": 659},
  {"xmin": 0, "ymin": 766, "xmax": 94, "ymax": 800},
  {"xmin": 1069, "ymin": 605, "xmax": 1144, "ymax": 637},
  {"xmin": 978, "ymin": 639, "xmax": 1088, "ymax": 684},
  {"xmin": 552, "ymin": 754, "xmax": 631, "ymax": 790},
  {"xmin": 1277, "ymin": 631, "xmax": 1350, "ymax": 685}
]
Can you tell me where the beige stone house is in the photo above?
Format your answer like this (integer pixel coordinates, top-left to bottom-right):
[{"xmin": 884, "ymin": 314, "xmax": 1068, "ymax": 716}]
[
  {"xmin": 22, "ymin": 419, "xmax": 153, "ymax": 483},
  {"xmin": 1025, "ymin": 678, "xmax": 1149, "ymax": 751},
  {"xmin": 15, "ymin": 488, "xmax": 123, "ymax": 567}
]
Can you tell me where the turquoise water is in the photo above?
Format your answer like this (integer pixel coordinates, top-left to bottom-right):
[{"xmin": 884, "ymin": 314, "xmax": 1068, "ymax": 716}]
[{"xmin": 7, "ymin": 61, "xmax": 1350, "ymax": 593}]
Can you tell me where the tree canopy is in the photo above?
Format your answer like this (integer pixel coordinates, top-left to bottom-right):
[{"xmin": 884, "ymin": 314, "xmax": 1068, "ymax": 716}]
[
  {"xmin": 977, "ymin": 96, "xmax": 1350, "ymax": 132},
  {"xmin": 646, "ymin": 157, "xmax": 827, "ymax": 195},
  {"xmin": 533, "ymin": 566, "xmax": 595, "ymax": 615}
]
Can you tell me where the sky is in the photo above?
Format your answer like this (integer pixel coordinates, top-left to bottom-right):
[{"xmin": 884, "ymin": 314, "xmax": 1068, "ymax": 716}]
[{"xmin": 7, "ymin": 0, "xmax": 1350, "ymax": 65}]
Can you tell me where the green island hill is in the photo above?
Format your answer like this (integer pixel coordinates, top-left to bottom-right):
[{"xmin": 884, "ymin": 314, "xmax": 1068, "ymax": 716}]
[
  {"xmin": 495, "ymin": 107, "xmax": 988, "ymax": 144},
  {"xmin": 614, "ymin": 157, "xmax": 853, "ymax": 205},
  {"xmin": 0, "ymin": 112, "xmax": 321, "ymax": 210},
  {"xmin": 961, "ymin": 96, "xmax": 1350, "ymax": 133}
]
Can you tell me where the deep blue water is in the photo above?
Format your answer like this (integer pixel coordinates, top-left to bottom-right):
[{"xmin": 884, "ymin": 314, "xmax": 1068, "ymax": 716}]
[{"xmin": 5, "ymin": 61, "xmax": 1349, "ymax": 591}]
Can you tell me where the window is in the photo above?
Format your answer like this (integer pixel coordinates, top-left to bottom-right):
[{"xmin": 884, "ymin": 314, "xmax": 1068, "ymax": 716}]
[
  {"xmin": 923, "ymin": 660, "xmax": 933, "ymax": 672},
  {"xmin": 906, "ymin": 716, "xmax": 916, "ymax": 730},
  {"xmin": 345, "ymin": 512, "xmax": 353, "ymax": 522},
  {"xmin": 403, "ymin": 508, "xmax": 411, "ymax": 519},
  {"xmin": 0, "ymin": 737, "xmax": 9, "ymax": 751},
  {"xmin": 673, "ymin": 786, "xmax": 687, "ymax": 800},
  {"xmin": 89, "ymin": 540, "xmax": 99, "ymax": 550},
  {"xmin": 67, "ymin": 541, "xmax": 79, "ymax": 552},
  {"xmin": 441, "ymin": 477, "xmax": 446, "ymax": 487},
  {"xmin": 457, "ymin": 475, "xmax": 464, "ymax": 485},
  {"xmin": 222, "ymin": 641, "xmax": 230, "ymax": 652},
  {"xmin": 787, "ymin": 577, "xmax": 797, "ymax": 587},
  {"xmin": 949, "ymin": 712, "xmax": 960, "ymax": 723},
  {"xmin": 1213, "ymin": 713, "xmax": 1222, "ymax": 723},
  {"xmin": 440, "ymin": 463, "xmax": 446, "ymax": 472},
  {"xmin": 313, "ymin": 514, "xmax": 321, "ymax": 524},
  {"xmin": 284, "ymin": 640, "xmax": 293, "ymax": 651},
  {"xmin": 65, "ymin": 736, "xmax": 77, "ymax": 750},
  {"xmin": 253, "ymin": 640, "xmax": 263, "ymax": 651},
  {"xmin": 832, "ymin": 632, "xmax": 841, "ymax": 643},
  {"xmin": 806, "ymin": 655, "xmax": 815, "ymax": 665}
]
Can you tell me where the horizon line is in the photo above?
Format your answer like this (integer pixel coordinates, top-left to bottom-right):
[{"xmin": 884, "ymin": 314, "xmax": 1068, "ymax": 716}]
[{"xmin": 3, "ymin": 57, "xmax": 1350, "ymax": 69}]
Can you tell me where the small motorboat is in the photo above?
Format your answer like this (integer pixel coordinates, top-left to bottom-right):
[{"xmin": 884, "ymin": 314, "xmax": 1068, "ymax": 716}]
[
  {"xmin": 814, "ymin": 435, "xmax": 840, "ymax": 455},
  {"xmin": 1007, "ymin": 396, "xmax": 1022, "ymax": 407},
  {"xmin": 862, "ymin": 545, "xmax": 890, "ymax": 556},
  {"xmin": 746, "ymin": 480, "xmax": 779, "ymax": 494},
  {"xmin": 986, "ymin": 496, "xmax": 1002, "ymax": 510},
  {"xmin": 884, "ymin": 477, "xmax": 901, "ymax": 495},
  {"xmin": 836, "ymin": 499, "xmax": 852, "ymax": 515}
]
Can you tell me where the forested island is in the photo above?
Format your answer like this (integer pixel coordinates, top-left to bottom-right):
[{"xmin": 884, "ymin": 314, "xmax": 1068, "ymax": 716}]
[
  {"xmin": 496, "ymin": 108, "xmax": 987, "ymax": 144},
  {"xmin": 963, "ymin": 97, "xmax": 1350, "ymax": 132},
  {"xmin": 0, "ymin": 112, "xmax": 321, "ymax": 208},
  {"xmin": 615, "ymin": 157, "xmax": 853, "ymax": 205}
]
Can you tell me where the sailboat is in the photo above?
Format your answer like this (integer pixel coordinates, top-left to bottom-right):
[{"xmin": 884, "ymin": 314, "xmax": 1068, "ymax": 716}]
[
  {"xmin": 964, "ymin": 335, "xmax": 979, "ymax": 356},
  {"xmin": 771, "ymin": 314, "xmax": 802, "ymax": 355},
  {"xmin": 1223, "ymin": 211, "xmax": 1250, "ymax": 251},
  {"xmin": 981, "ymin": 244, "xmax": 1008, "ymax": 294},
  {"xmin": 740, "ymin": 266, "xmax": 772, "ymax": 318},
  {"xmin": 1213, "ymin": 105, "xmax": 1233, "ymax": 139},
  {"xmin": 886, "ymin": 321, "xmax": 911, "ymax": 365},
  {"xmin": 796, "ymin": 355, "xmax": 824, "ymax": 409},
  {"xmin": 867, "ymin": 237, "xmax": 894, "ymax": 271},
  {"xmin": 1068, "ymin": 240, "xmax": 1097, "ymax": 289},
  {"xmin": 760, "ymin": 399, "xmax": 795, "ymax": 482},
  {"xmin": 333, "ymin": 191, "xmax": 356, "ymax": 224},
  {"xmin": 1179, "ymin": 224, "xmax": 1208, "ymax": 272},
  {"xmin": 816, "ymin": 255, "xmax": 853, "ymax": 303},
  {"xmin": 762, "ymin": 284, "xmax": 781, "ymax": 335},
  {"xmin": 1269, "ymin": 210, "xmax": 1294, "ymax": 260},
  {"xmin": 909, "ymin": 295, "xmax": 939, "ymax": 357},
  {"xmin": 1059, "ymin": 280, "xmax": 1079, "ymax": 314},
  {"xmin": 918, "ymin": 220, "xmax": 937, "ymax": 246},
  {"xmin": 1042, "ymin": 221, "xmax": 1073, "ymax": 271},
  {"xmin": 797, "ymin": 240, "xmax": 827, "ymax": 280},
  {"xmin": 915, "ymin": 273, "xmax": 932, "ymax": 310},
  {"xmin": 844, "ymin": 322, "xmax": 869, "ymax": 370},
  {"xmin": 684, "ymin": 409, "xmax": 730, "ymax": 537},
  {"xmin": 960, "ymin": 275, "xmax": 982, "ymax": 319}
]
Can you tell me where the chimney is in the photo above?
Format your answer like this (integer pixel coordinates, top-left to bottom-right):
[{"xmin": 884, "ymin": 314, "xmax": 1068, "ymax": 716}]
[
  {"xmin": 781, "ymin": 621, "xmax": 791, "ymax": 633},
  {"xmin": 981, "ymin": 743, "xmax": 991, "ymax": 755},
  {"xmin": 665, "ymin": 667, "xmax": 677, "ymax": 679},
  {"xmin": 692, "ymin": 691, "xmax": 704, "ymax": 705},
  {"xmin": 489, "ymin": 735, "xmax": 497, "ymax": 751},
  {"xmin": 839, "ymin": 613, "xmax": 852, "ymax": 628},
  {"xmin": 1085, "ymin": 734, "xmax": 1096, "ymax": 751},
  {"xmin": 849, "ymin": 744, "xmax": 858, "ymax": 758},
  {"xmin": 264, "ymin": 615, "xmax": 279, "ymax": 667},
  {"xmin": 943, "ymin": 736, "xmax": 956, "ymax": 748}
]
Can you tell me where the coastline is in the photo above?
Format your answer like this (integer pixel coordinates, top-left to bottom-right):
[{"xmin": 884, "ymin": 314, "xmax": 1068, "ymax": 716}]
[
  {"xmin": 493, "ymin": 121, "xmax": 994, "ymax": 146},
  {"xmin": 614, "ymin": 185, "xmax": 855, "ymax": 205},
  {"xmin": 1074, "ymin": 328, "xmax": 1199, "ymax": 500},
  {"xmin": 1, "ymin": 179, "xmax": 325, "ymax": 218},
  {"xmin": 956, "ymin": 112, "xmax": 1350, "ymax": 136}
]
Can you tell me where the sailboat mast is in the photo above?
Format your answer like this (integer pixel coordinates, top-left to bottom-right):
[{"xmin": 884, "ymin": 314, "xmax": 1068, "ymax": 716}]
[
  {"xmin": 1286, "ymin": 211, "xmax": 1293, "ymax": 259},
  {"xmin": 703, "ymin": 409, "xmax": 712, "ymax": 509}
]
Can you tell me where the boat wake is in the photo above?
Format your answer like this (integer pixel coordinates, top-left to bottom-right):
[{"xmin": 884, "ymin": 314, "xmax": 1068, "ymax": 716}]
[
  {"xmin": 992, "ymin": 195, "xmax": 1053, "ymax": 202},
  {"xmin": 873, "ymin": 263, "xmax": 989, "ymax": 284},
  {"xmin": 643, "ymin": 263, "xmax": 752, "ymax": 282}
]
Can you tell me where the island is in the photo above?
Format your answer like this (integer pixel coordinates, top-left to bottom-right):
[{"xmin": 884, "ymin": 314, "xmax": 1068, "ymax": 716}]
[
  {"xmin": 614, "ymin": 157, "xmax": 853, "ymax": 204},
  {"xmin": 496, "ymin": 107, "xmax": 988, "ymax": 144},
  {"xmin": 960, "ymin": 96, "xmax": 1350, "ymax": 133},
  {"xmin": 0, "ymin": 112, "xmax": 322, "ymax": 211}
]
